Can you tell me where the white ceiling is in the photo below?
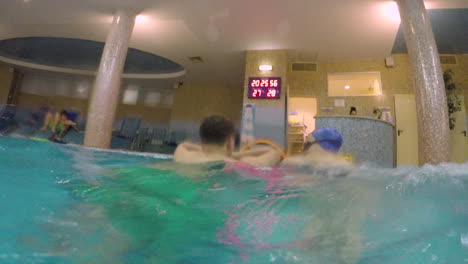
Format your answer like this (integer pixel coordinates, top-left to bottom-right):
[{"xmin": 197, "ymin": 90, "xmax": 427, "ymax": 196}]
[{"xmin": 1, "ymin": 0, "xmax": 467, "ymax": 86}]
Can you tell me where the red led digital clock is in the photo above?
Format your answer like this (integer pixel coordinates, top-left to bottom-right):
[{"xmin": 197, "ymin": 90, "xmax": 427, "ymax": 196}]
[{"xmin": 248, "ymin": 77, "xmax": 281, "ymax": 99}]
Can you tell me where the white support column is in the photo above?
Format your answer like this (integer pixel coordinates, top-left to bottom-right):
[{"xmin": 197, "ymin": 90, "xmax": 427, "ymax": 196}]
[
  {"xmin": 397, "ymin": 0, "xmax": 450, "ymax": 164},
  {"xmin": 84, "ymin": 10, "xmax": 136, "ymax": 149}
]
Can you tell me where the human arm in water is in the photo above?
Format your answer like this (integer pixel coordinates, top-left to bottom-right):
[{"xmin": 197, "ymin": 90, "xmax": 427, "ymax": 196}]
[
  {"xmin": 282, "ymin": 144, "xmax": 351, "ymax": 168},
  {"xmin": 233, "ymin": 146, "xmax": 282, "ymax": 167},
  {"xmin": 174, "ymin": 142, "xmax": 281, "ymax": 167}
]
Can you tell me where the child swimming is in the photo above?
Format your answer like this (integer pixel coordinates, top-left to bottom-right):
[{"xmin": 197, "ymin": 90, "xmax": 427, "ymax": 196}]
[
  {"xmin": 41, "ymin": 110, "xmax": 79, "ymax": 143},
  {"xmin": 282, "ymin": 127, "xmax": 351, "ymax": 169}
]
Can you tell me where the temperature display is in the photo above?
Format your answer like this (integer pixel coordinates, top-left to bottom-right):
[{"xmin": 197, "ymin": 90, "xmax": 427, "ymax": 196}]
[{"xmin": 248, "ymin": 77, "xmax": 281, "ymax": 99}]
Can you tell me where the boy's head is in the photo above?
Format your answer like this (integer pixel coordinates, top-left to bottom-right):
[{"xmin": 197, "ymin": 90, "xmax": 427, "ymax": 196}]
[
  {"xmin": 59, "ymin": 110, "xmax": 69, "ymax": 122},
  {"xmin": 199, "ymin": 115, "xmax": 235, "ymax": 156}
]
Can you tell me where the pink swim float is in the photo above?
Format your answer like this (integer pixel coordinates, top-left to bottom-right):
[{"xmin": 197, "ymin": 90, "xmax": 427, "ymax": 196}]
[{"xmin": 224, "ymin": 162, "xmax": 285, "ymax": 194}]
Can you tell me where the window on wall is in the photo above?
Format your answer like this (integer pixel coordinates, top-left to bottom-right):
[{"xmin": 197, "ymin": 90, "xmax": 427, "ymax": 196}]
[
  {"xmin": 74, "ymin": 80, "xmax": 89, "ymax": 99},
  {"xmin": 328, "ymin": 72, "xmax": 382, "ymax": 97},
  {"xmin": 144, "ymin": 91, "xmax": 161, "ymax": 107},
  {"xmin": 122, "ymin": 85, "xmax": 139, "ymax": 105},
  {"xmin": 21, "ymin": 76, "xmax": 57, "ymax": 96},
  {"xmin": 55, "ymin": 80, "xmax": 71, "ymax": 96}
]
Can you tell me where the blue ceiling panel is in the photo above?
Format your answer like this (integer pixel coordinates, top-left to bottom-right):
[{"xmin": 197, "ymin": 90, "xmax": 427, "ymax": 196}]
[
  {"xmin": 392, "ymin": 9, "xmax": 468, "ymax": 54},
  {"xmin": 0, "ymin": 37, "xmax": 184, "ymax": 74}
]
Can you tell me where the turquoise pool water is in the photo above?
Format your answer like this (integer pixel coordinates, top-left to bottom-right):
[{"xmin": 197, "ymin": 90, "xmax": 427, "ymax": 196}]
[{"xmin": 0, "ymin": 137, "xmax": 467, "ymax": 263}]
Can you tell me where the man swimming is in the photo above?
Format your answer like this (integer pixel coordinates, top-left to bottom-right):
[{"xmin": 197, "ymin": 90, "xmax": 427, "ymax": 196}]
[{"xmin": 174, "ymin": 115, "xmax": 282, "ymax": 167}]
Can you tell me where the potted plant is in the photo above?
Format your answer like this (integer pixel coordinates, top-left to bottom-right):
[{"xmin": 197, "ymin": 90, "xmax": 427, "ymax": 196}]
[{"xmin": 444, "ymin": 70, "xmax": 462, "ymax": 130}]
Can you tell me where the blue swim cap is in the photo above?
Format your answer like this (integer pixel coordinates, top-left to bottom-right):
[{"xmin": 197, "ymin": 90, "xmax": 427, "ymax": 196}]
[{"xmin": 310, "ymin": 127, "xmax": 343, "ymax": 153}]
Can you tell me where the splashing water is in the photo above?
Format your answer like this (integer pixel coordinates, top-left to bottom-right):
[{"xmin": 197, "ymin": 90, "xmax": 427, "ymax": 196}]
[{"xmin": 0, "ymin": 137, "xmax": 467, "ymax": 264}]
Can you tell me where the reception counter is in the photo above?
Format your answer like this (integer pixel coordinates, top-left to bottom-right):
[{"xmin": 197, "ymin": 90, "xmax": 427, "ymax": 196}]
[{"xmin": 315, "ymin": 115, "xmax": 395, "ymax": 168}]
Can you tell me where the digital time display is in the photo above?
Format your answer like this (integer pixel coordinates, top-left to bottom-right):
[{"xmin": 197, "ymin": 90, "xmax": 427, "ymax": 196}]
[{"xmin": 248, "ymin": 77, "xmax": 281, "ymax": 99}]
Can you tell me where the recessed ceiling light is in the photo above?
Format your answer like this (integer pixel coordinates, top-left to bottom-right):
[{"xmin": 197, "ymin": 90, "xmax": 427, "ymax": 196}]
[
  {"xmin": 189, "ymin": 56, "xmax": 204, "ymax": 63},
  {"xmin": 135, "ymin": 15, "xmax": 147, "ymax": 24},
  {"xmin": 259, "ymin": 65, "xmax": 273, "ymax": 71},
  {"xmin": 345, "ymin": 85, "xmax": 351, "ymax": 90},
  {"xmin": 383, "ymin": 2, "xmax": 401, "ymax": 22}
]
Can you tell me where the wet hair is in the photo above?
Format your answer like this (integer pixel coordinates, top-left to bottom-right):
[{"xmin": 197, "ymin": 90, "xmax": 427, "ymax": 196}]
[
  {"xmin": 60, "ymin": 110, "xmax": 69, "ymax": 119},
  {"xmin": 199, "ymin": 115, "xmax": 235, "ymax": 145},
  {"xmin": 349, "ymin": 106, "xmax": 357, "ymax": 115}
]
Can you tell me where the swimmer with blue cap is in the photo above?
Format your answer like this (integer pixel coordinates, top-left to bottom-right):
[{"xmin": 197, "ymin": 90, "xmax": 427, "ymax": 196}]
[
  {"xmin": 283, "ymin": 127, "xmax": 350, "ymax": 167},
  {"xmin": 304, "ymin": 127, "xmax": 343, "ymax": 153}
]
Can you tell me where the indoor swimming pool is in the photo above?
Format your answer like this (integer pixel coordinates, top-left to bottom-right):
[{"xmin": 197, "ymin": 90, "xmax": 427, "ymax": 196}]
[{"xmin": 0, "ymin": 136, "xmax": 467, "ymax": 263}]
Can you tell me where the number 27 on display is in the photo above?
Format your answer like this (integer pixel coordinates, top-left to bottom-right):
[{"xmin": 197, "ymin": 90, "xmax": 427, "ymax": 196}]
[
  {"xmin": 252, "ymin": 89, "xmax": 262, "ymax": 97},
  {"xmin": 252, "ymin": 89, "xmax": 277, "ymax": 97}
]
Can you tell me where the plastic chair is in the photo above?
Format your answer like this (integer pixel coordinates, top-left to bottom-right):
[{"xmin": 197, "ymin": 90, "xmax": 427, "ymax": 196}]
[
  {"xmin": 0, "ymin": 105, "xmax": 18, "ymax": 134},
  {"xmin": 119, "ymin": 118, "xmax": 142, "ymax": 138}
]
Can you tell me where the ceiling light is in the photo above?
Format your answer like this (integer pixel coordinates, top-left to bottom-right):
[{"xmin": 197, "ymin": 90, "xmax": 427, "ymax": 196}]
[
  {"xmin": 189, "ymin": 56, "xmax": 204, "ymax": 63},
  {"xmin": 423, "ymin": 1, "xmax": 434, "ymax": 9},
  {"xmin": 259, "ymin": 65, "xmax": 273, "ymax": 71},
  {"xmin": 345, "ymin": 85, "xmax": 351, "ymax": 90},
  {"xmin": 383, "ymin": 2, "xmax": 401, "ymax": 22},
  {"xmin": 135, "ymin": 15, "xmax": 147, "ymax": 24}
]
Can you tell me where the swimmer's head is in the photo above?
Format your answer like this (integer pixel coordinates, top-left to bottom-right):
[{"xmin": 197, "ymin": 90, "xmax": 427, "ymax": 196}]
[
  {"xmin": 305, "ymin": 127, "xmax": 343, "ymax": 153},
  {"xmin": 200, "ymin": 115, "xmax": 235, "ymax": 156},
  {"xmin": 59, "ymin": 110, "xmax": 69, "ymax": 122}
]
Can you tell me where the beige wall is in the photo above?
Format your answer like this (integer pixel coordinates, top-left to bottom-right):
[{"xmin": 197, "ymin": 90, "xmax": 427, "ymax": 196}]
[
  {"xmin": 244, "ymin": 50, "xmax": 289, "ymax": 107},
  {"xmin": 445, "ymin": 55, "xmax": 468, "ymax": 113},
  {"xmin": 289, "ymin": 54, "xmax": 468, "ymax": 116},
  {"xmin": 241, "ymin": 49, "xmax": 290, "ymax": 147},
  {"xmin": 171, "ymin": 81, "xmax": 244, "ymax": 125},
  {"xmin": 15, "ymin": 78, "xmax": 245, "ymax": 128},
  {"xmin": 17, "ymin": 93, "xmax": 88, "ymax": 114},
  {"xmin": 0, "ymin": 65, "xmax": 13, "ymax": 105},
  {"xmin": 8, "ymin": 53, "xmax": 468, "ymax": 129},
  {"xmin": 16, "ymin": 93, "xmax": 172, "ymax": 123}
]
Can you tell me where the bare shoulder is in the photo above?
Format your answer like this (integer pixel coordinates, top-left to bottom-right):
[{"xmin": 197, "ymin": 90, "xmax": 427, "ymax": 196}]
[{"xmin": 174, "ymin": 143, "xmax": 203, "ymax": 163}]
